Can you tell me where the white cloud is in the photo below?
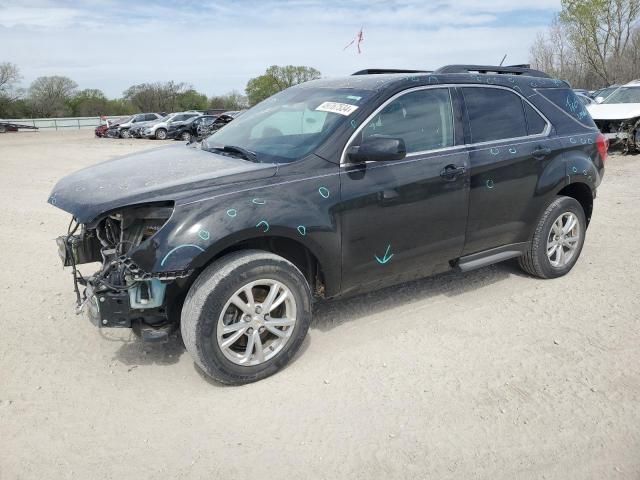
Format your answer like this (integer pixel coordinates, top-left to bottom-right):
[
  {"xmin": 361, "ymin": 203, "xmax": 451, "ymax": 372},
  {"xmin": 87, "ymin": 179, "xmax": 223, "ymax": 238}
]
[{"xmin": 0, "ymin": 0, "xmax": 561, "ymax": 97}]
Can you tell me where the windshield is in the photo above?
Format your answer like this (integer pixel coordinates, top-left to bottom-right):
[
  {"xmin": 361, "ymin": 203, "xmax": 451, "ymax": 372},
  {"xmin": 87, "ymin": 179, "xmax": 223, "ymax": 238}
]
[
  {"xmin": 602, "ymin": 87, "xmax": 640, "ymax": 104},
  {"xmin": 203, "ymin": 86, "xmax": 373, "ymax": 163}
]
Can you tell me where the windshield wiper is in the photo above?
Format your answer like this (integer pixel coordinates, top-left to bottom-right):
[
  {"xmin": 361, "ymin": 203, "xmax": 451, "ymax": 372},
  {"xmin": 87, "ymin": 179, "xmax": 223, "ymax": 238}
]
[{"xmin": 206, "ymin": 145, "xmax": 258, "ymax": 162}]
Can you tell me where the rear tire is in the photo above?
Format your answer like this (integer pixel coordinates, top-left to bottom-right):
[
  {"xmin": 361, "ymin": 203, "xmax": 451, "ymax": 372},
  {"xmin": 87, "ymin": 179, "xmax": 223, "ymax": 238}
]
[
  {"xmin": 519, "ymin": 196, "xmax": 586, "ymax": 278},
  {"xmin": 181, "ymin": 250, "xmax": 312, "ymax": 385},
  {"xmin": 155, "ymin": 128, "xmax": 167, "ymax": 140}
]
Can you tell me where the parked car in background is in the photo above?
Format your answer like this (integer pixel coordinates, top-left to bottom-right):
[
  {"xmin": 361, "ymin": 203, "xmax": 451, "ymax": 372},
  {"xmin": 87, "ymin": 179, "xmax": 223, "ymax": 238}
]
[
  {"xmin": 587, "ymin": 80, "xmax": 640, "ymax": 153},
  {"xmin": 576, "ymin": 92, "xmax": 595, "ymax": 106},
  {"xmin": 591, "ymin": 85, "xmax": 620, "ymax": 103},
  {"xmin": 116, "ymin": 113, "xmax": 163, "ymax": 138},
  {"xmin": 142, "ymin": 112, "xmax": 201, "ymax": 140},
  {"xmin": 196, "ymin": 111, "xmax": 243, "ymax": 140},
  {"xmin": 50, "ymin": 64, "xmax": 606, "ymax": 384},
  {"xmin": 96, "ymin": 117, "xmax": 126, "ymax": 137},
  {"xmin": 167, "ymin": 115, "xmax": 218, "ymax": 142},
  {"xmin": 129, "ymin": 115, "xmax": 170, "ymax": 138}
]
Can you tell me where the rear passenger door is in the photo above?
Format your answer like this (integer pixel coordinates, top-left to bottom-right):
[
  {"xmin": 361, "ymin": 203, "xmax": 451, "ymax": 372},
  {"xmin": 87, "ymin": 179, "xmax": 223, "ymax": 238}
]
[{"xmin": 459, "ymin": 86, "xmax": 552, "ymax": 255}]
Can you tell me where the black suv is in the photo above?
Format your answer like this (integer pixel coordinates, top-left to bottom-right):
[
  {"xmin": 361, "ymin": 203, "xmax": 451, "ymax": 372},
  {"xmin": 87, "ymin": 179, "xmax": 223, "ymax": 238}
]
[
  {"xmin": 167, "ymin": 115, "xmax": 219, "ymax": 142},
  {"xmin": 49, "ymin": 65, "xmax": 607, "ymax": 384}
]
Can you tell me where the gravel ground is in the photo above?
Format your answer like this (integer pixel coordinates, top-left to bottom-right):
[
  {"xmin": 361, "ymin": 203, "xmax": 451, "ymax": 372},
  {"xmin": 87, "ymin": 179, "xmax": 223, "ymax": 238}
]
[{"xmin": 1, "ymin": 130, "xmax": 639, "ymax": 480}]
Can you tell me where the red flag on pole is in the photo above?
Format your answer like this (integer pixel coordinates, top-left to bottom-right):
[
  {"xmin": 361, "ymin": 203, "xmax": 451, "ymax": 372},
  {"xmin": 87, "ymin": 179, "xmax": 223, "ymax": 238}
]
[{"xmin": 343, "ymin": 27, "xmax": 364, "ymax": 54}]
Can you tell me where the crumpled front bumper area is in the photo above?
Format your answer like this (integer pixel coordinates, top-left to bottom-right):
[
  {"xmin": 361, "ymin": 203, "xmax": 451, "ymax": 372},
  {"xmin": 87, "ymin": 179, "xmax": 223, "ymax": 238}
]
[{"xmin": 55, "ymin": 213, "xmax": 188, "ymax": 342}]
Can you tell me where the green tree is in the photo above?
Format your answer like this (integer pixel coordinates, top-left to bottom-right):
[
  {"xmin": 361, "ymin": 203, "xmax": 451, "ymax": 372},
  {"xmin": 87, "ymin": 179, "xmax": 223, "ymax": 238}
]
[
  {"xmin": 66, "ymin": 88, "xmax": 109, "ymax": 116},
  {"xmin": 0, "ymin": 62, "xmax": 24, "ymax": 117},
  {"xmin": 176, "ymin": 89, "xmax": 208, "ymax": 110},
  {"xmin": 245, "ymin": 65, "xmax": 321, "ymax": 105},
  {"xmin": 209, "ymin": 90, "xmax": 248, "ymax": 110},
  {"xmin": 104, "ymin": 98, "xmax": 137, "ymax": 116},
  {"xmin": 559, "ymin": 0, "xmax": 640, "ymax": 84},
  {"xmin": 28, "ymin": 75, "xmax": 77, "ymax": 117},
  {"xmin": 123, "ymin": 81, "xmax": 193, "ymax": 113}
]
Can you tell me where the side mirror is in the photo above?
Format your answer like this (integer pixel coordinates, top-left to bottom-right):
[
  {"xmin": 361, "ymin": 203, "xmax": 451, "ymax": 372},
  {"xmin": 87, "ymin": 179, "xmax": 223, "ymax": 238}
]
[
  {"xmin": 595, "ymin": 96, "xmax": 604, "ymax": 103},
  {"xmin": 347, "ymin": 136, "xmax": 407, "ymax": 163}
]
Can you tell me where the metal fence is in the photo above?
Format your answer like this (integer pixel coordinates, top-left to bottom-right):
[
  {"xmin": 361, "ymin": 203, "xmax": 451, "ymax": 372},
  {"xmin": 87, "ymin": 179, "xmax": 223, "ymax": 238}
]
[{"xmin": 0, "ymin": 116, "xmax": 118, "ymax": 130}]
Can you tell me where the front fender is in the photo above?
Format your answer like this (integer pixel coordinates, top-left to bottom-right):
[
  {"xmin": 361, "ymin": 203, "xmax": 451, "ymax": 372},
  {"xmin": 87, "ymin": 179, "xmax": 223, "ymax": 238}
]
[{"xmin": 129, "ymin": 158, "xmax": 341, "ymax": 291}]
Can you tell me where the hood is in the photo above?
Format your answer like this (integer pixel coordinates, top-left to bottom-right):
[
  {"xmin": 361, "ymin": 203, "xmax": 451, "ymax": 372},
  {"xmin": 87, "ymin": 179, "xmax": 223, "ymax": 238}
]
[
  {"xmin": 48, "ymin": 144, "xmax": 277, "ymax": 224},
  {"xmin": 587, "ymin": 103, "xmax": 640, "ymax": 120}
]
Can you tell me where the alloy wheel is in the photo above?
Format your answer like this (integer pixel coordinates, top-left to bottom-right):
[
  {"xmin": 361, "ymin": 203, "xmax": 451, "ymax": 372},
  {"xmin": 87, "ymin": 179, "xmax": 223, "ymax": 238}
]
[
  {"xmin": 546, "ymin": 212, "xmax": 581, "ymax": 268},
  {"xmin": 216, "ymin": 279, "xmax": 297, "ymax": 366}
]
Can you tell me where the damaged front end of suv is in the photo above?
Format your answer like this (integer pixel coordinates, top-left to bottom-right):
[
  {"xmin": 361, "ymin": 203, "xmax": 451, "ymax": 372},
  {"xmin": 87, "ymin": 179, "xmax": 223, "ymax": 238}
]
[
  {"xmin": 56, "ymin": 202, "xmax": 183, "ymax": 341},
  {"xmin": 48, "ymin": 141, "xmax": 279, "ymax": 343},
  {"xmin": 592, "ymin": 117, "xmax": 640, "ymax": 154},
  {"xmin": 587, "ymin": 82, "xmax": 640, "ymax": 154}
]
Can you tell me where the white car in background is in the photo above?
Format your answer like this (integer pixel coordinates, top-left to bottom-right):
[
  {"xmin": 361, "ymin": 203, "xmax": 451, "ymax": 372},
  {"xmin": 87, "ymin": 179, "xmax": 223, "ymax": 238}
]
[
  {"xmin": 142, "ymin": 112, "xmax": 201, "ymax": 140},
  {"xmin": 116, "ymin": 112, "xmax": 163, "ymax": 138},
  {"xmin": 587, "ymin": 80, "xmax": 640, "ymax": 154}
]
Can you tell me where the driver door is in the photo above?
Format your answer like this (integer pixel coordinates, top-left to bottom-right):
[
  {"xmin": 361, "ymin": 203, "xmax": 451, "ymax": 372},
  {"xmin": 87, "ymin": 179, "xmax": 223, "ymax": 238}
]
[{"xmin": 338, "ymin": 87, "xmax": 470, "ymax": 294}]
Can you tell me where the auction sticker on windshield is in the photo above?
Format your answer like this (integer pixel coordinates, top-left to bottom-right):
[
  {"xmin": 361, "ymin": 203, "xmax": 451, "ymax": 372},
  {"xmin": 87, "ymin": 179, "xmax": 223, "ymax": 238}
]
[{"xmin": 316, "ymin": 102, "xmax": 359, "ymax": 116}]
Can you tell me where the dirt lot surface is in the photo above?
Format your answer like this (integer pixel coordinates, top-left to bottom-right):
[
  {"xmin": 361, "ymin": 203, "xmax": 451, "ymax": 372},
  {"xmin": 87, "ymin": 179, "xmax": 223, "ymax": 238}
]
[{"xmin": 1, "ymin": 130, "xmax": 639, "ymax": 479}]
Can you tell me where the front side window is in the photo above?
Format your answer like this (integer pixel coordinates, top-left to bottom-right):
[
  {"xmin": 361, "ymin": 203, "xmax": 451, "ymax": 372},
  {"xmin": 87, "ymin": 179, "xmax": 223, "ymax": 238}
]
[
  {"xmin": 463, "ymin": 87, "xmax": 528, "ymax": 143},
  {"xmin": 357, "ymin": 88, "xmax": 454, "ymax": 153}
]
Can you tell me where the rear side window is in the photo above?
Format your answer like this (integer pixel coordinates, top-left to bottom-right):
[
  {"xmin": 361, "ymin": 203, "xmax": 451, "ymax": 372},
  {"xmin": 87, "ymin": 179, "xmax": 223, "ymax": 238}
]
[
  {"xmin": 536, "ymin": 88, "xmax": 596, "ymax": 128},
  {"xmin": 524, "ymin": 102, "xmax": 547, "ymax": 135},
  {"xmin": 462, "ymin": 87, "xmax": 527, "ymax": 143}
]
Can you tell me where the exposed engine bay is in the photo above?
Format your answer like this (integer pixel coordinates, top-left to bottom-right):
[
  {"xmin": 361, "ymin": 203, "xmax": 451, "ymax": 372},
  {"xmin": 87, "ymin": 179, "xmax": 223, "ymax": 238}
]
[
  {"xmin": 56, "ymin": 203, "xmax": 180, "ymax": 341},
  {"xmin": 594, "ymin": 118, "xmax": 640, "ymax": 154}
]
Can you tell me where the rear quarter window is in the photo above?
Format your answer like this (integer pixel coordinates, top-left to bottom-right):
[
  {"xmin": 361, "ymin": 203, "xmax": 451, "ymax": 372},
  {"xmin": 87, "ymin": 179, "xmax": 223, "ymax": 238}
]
[
  {"xmin": 524, "ymin": 102, "xmax": 547, "ymax": 135},
  {"xmin": 536, "ymin": 88, "xmax": 597, "ymax": 128}
]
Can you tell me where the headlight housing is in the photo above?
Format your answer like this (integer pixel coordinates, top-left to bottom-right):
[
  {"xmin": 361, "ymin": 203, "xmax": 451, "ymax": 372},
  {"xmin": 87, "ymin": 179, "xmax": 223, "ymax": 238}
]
[{"xmin": 117, "ymin": 202, "xmax": 174, "ymax": 251}]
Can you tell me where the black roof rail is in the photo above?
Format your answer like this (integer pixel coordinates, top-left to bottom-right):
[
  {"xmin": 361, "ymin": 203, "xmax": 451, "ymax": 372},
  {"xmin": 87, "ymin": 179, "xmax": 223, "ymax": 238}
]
[
  {"xmin": 434, "ymin": 64, "xmax": 550, "ymax": 78},
  {"xmin": 352, "ymin": 69, "xmax": 431, "ymax": 76}
]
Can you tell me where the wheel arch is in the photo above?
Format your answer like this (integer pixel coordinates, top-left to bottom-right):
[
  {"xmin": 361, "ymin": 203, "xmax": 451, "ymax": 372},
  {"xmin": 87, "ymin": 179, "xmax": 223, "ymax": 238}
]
[
  {"xmin": 186, "ymin": 228, "xmax": 339, "ymax": 300},
  {"xmin": 556, "ymin": 181, "xmax": 594, "ymax": 226},
  {"xmin": 212, "ymin": 235, "xmax": 328, "ymax": 296}
]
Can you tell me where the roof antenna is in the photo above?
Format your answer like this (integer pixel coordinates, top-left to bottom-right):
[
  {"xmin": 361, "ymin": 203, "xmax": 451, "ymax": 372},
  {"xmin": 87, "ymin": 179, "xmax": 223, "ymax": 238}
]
[{"xmin": 499, "ymin": 54, "xmax": 507, "ymax": 66}]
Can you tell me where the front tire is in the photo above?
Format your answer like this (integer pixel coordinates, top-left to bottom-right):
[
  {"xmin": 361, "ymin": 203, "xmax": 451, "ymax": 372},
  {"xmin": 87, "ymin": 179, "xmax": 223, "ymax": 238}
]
[
  {"xmin": 181, "ymin": 250, "xmax": 312, "ymax": 384},
  {"xmin": 119, "ymin": 128, "xmax": 130, "ymax": 138},
  {"xmin": 155, "ymin": 128, "xmax": 167, "ymax": 140},
  {"xmin": 180, "ymin": 131, "xmax": 191, "ymax": 142},
  {"xmin": 519, "ymin": 196, "xmax": 586, "ymax": 278}
]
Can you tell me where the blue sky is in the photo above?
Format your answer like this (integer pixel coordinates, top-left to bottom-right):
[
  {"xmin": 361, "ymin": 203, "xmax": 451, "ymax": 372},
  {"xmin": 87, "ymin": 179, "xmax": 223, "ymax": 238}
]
[{"xmin": 0, "ymin": 0, "xmax": 561, "ymax": 98}]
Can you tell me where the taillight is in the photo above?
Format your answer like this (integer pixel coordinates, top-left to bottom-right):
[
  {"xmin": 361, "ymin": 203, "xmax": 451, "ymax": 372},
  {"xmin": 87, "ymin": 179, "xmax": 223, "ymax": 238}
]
[{"xmin": 596, "ymin": 132, "xmax": 608, "ymax": 164}]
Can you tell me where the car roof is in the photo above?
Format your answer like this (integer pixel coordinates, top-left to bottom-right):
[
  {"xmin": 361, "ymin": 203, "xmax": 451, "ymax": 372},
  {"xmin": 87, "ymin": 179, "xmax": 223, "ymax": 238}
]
[{"xmin": 297, "ymin": 72, "xmax": 568, "ymax": 93}]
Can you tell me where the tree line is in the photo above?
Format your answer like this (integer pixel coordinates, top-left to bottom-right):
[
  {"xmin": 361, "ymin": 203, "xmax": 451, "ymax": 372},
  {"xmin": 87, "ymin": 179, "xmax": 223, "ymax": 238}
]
[
  {"xmin": 530, "ymin": 0, "xmax": 640, "ymax": 89},
  {"xmin": 0, "ymin": 64, "xmax": 320, "ymax": 118}
]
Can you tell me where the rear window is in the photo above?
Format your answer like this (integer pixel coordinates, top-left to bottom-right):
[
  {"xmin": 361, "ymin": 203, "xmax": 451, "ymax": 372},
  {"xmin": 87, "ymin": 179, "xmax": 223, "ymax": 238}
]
[
  {"xmin": 536, "ymin": 88, "xmax": 596, "ymax": 128},
  {"xmin": 462, "ymin": 87, "xmax": 528, "ymax": 143}
]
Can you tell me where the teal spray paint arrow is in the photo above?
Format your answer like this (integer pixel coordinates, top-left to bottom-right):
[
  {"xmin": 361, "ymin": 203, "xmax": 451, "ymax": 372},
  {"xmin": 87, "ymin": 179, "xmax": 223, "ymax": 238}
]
[{"xmin": 375, "ymin": 245, "xmax": 394, "ymax": 265}]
